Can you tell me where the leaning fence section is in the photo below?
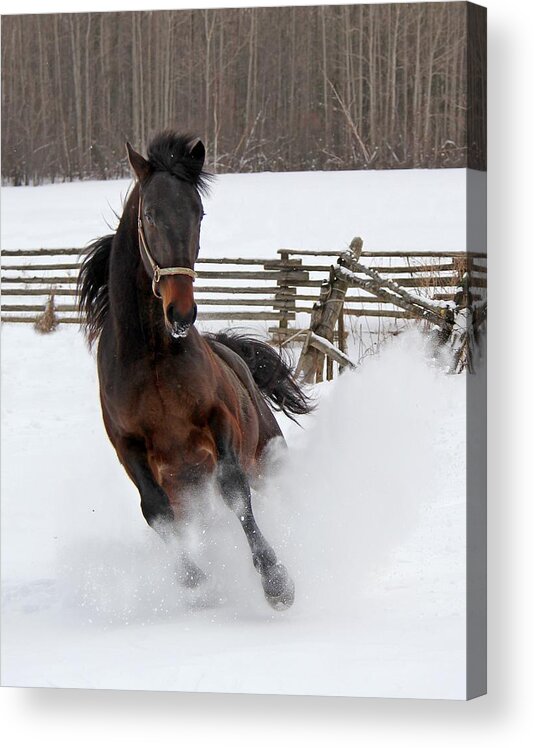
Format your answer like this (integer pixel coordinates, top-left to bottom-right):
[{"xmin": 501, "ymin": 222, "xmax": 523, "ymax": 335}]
[
  {"xmin": 269, "ymin": 245, "xmax": 486, "ymax": 350},
  {"xmin": 282, "ymin": 243, "xmax": 486, "ymax": 379}
]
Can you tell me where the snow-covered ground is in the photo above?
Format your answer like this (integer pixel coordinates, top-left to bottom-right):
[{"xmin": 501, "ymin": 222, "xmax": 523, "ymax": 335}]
[
  {"xmin": 1, "ymin": 169, "xmax": 469, "ymax": 698},
  {"xmin": 1, "ymin": 168, "xmax": 467, "ymax": 255}
]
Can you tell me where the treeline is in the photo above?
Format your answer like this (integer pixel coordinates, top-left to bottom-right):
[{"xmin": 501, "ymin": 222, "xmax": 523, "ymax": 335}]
[{"xmin": 1, "ymin": 3, "xmax": 486, "ymax": 185}]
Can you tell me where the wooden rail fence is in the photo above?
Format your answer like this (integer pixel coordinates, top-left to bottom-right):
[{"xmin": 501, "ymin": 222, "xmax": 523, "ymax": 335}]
[{"xmin": 1, "ymin": 246, "xmax": 487, "ymax": 336}]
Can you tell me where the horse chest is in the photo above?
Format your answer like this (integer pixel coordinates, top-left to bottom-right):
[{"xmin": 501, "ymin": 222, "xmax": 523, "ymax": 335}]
[
  {"xmin": 103, "ymin": 355, "xmax": 209, "ymax": 434},
  {"xmin": 140, "ymin": 369, "xmax": 208, "ymax": 434},
  {"xmin": 141, "ymin": 376, "xmax": 217, "ymax": 480}
]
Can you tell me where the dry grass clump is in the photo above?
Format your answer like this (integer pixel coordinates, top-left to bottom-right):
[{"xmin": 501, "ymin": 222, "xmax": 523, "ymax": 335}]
[{"xmin": 34, "ymin": 294, "xmax": 59, "ymax": 334}]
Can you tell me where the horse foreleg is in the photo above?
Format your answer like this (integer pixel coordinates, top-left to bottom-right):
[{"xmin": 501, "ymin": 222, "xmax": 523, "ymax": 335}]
[
  {"xmin": 117, "ymin": 438, "xmax": 174, "ymax": 531},
  {"xmin": 212, "ymin": 433, "xmax": 295, "ymax": 611},
  {"xmin": 116, "ymin": 438, "xmax": 205, "ymax": 588}
]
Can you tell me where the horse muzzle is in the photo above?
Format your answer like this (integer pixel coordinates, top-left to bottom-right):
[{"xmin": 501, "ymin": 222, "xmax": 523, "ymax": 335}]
[
  {"xmin": 160, "ymin": 276, "xmax": 197, "ymax": 339},
  {"xmin": 165, "ymin": 301, "xmax": 197, "ymax": 339}
]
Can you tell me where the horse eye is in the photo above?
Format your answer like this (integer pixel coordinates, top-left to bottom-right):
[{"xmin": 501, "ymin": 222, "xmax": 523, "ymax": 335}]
[{"xmin": 144, "ymin": 212, "xmax": 155, "ymax": 226}]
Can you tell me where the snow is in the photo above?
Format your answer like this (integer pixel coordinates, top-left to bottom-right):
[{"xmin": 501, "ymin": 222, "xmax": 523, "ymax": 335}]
[
  {"xmin": 1, "ymin": 168, "xmax": 467, "ymax": 255},
  {"xmin": 1, "ymin": 169, "xmax": 470, "ymax": 699}
]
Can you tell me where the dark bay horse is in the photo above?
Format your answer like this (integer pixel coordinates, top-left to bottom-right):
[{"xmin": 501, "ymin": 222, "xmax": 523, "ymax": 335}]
[{"xmin": 78, "ymin": 131, "xmax": 312, "ymax": 610}]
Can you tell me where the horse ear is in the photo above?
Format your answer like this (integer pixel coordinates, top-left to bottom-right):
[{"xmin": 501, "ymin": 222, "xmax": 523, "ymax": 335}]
[
  {"xmin": 187, "ymin": 138, "xmax": 205, "ymax": 170},
  {"xmin": 126, "ymin": 142, "xmax": 151, "ymax": 182}
]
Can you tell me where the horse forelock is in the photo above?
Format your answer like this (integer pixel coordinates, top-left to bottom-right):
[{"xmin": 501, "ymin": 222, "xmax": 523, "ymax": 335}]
[{"xmin": 145, "ymin": 131, "xmax": 211, "ymax": 195}]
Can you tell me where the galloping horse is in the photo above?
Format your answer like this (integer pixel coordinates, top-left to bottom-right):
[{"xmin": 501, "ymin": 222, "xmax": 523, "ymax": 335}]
[{"xmin": 78, "ymin": 131, "xmax": 312, "ymax": 610}]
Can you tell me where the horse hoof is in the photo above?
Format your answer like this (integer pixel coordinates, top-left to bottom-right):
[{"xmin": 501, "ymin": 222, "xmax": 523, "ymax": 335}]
[
  {"xmin": 262, "ymin": 564, "xmax": 295, "ymax": 611},
  {"xmin": 179, "ymin": 562, "xmax": 207, "ymax": 589}
]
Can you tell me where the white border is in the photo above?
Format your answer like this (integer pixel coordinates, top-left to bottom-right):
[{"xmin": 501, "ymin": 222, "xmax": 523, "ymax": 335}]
[{"xmin": 2, "ymin": 0, "xmax": 532, "ymax": 745}]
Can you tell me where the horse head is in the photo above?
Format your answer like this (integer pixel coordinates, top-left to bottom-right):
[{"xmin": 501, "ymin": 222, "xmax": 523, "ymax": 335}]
[{"xmin": 126, "ymin": 134, "xmax": 207, "ymax": 339}]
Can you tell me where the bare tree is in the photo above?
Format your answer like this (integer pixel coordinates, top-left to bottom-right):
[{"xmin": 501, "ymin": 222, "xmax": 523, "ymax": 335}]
[{"xmin": 1, "ymin": 3, "xmax": 486, "ymax": 185}]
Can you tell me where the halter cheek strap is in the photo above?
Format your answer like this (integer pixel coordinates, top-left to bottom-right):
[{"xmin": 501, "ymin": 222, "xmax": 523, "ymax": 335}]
[{"xmin": 137, "ymin": 195, "xmax": 197, "ymax": 298}]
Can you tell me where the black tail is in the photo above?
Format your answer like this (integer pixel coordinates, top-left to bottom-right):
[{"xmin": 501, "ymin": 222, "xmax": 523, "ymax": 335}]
[
  {"xmin": 207, "ymin": 331, "xmax": 314, "ymax": 422},
  {"xmin": 77, "ymin": 234, "xmax": 114, "ymax": 347}
]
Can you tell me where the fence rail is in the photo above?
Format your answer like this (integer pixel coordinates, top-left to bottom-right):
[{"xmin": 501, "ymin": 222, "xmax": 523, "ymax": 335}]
[{"xmin": 1, "ymin": 246, "xmax": 487, "ymax": 334}]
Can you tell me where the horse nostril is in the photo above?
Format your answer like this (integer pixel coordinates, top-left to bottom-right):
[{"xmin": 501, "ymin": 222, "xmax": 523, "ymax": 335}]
[{"xmin": 166, "ymin": 304, "xmax": 176, "ymax": 324}]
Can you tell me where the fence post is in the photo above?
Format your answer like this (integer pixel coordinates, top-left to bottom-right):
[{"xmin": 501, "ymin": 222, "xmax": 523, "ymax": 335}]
[
  {"xmin": 314, "ymin": 280, "xmax": 331, "ymax": 382},
  {"xmin": 277, "ymin": 250, "xmax": 291, "ymax": 336},
  {"xmin": 272, "ymin": 251, "xmax": 303, "ymax": 343},
  {"xmin": 296, "ymin": 238, "xmax": 361, "ymax": 383},
  {"xmin": 337, "ymin": 303, "xmax": 347, "ymax": 373}
]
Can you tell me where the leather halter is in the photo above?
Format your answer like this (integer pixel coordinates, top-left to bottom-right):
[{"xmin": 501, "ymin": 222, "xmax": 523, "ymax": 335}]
[{"xmin": 137, "ymin": 194, "xmax": 197, "ymax": 298}]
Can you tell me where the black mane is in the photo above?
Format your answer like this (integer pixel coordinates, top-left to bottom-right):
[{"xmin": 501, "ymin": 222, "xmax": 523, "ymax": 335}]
[
  {"xmin": 146, "ymin": 131, "xmax": 211, "ymax": 194},
  {"xmin": 78, "ymin": 233, "xmax": 114, "ymax": 348}
]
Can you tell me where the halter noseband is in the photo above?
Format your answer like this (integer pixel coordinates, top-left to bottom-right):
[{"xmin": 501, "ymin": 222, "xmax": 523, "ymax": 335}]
[{"xmin": 137, "ymin": 194, "xmax": 197, "ymax": 298}]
